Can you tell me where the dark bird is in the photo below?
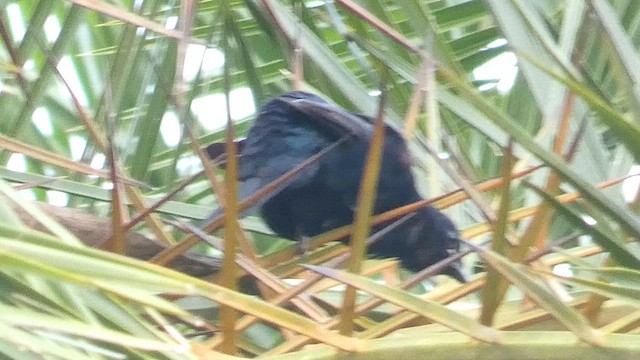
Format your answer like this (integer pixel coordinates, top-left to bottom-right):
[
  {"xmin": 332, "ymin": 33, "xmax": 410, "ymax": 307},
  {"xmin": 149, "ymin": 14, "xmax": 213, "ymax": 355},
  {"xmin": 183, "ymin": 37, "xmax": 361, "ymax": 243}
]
[{"xmin": 206, "ymin": 91, "xmax": 465, "ymax": 281}]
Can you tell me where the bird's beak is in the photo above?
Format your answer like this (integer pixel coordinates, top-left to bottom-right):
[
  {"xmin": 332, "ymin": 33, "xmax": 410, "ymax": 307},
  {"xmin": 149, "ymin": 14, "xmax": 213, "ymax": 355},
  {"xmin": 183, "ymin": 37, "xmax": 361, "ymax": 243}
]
[{"xmin": 444, "ymin": 261, "xmax": 469, "ymax": 283}]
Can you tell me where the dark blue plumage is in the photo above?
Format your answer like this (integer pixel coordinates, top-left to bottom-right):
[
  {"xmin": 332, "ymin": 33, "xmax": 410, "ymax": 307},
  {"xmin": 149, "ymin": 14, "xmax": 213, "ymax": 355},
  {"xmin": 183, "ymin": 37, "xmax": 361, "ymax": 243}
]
[{"xmin": 207, "ymin": 91, "xmax": 465, "ymax": 281}]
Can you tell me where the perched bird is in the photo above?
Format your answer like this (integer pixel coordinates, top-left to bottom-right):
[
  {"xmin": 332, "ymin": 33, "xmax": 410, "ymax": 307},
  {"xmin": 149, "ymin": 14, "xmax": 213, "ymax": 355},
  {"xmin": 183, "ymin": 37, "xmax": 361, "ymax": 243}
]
[{"xmin": 206, "ymin": 91, "xmax": 465, "ymax": 281}]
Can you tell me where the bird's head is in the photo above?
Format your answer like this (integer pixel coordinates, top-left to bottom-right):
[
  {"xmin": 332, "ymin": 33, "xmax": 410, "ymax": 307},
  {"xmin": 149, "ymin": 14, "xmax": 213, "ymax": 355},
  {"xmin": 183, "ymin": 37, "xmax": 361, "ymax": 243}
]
[{"xmin": 401, "ymin": 206, "xmax": 467, "ymax": 282}]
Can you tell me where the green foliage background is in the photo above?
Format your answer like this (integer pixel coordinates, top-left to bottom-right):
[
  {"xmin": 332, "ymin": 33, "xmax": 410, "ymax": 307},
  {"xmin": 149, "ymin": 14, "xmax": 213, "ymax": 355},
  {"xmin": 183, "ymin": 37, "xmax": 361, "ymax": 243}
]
[{"xmin": 1, "ymin": 0, "xmax": 640, "ymax": 359}]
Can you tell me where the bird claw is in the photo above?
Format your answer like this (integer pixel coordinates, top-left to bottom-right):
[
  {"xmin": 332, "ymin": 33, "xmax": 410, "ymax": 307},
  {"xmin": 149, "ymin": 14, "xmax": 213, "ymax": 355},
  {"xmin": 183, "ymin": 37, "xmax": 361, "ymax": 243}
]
[{"xmin": 296, "ymin": 235, "xmax": 311, "ymax": 256}]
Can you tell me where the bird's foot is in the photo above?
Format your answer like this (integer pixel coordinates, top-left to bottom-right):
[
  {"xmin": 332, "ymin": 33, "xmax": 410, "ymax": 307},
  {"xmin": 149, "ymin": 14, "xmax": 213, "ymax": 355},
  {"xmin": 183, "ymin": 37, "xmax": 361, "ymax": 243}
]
[{"xmin": 296, "ymin": 235, "xmax": 311, "ymax": 256}]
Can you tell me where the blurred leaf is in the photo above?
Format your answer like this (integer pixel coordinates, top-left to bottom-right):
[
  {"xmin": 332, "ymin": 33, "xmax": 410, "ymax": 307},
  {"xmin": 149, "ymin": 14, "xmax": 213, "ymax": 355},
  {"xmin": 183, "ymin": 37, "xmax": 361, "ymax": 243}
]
[
  {"xmin": 474, "ymin": 245, "xmax": 601, "ymax": 345},
  {"xmin": 304, "ymin": 264, "xmax": 501, "ymax": 343},
  {"xmin": 526, "ymin": 182, "xmax": 640, "ymax": 268}
]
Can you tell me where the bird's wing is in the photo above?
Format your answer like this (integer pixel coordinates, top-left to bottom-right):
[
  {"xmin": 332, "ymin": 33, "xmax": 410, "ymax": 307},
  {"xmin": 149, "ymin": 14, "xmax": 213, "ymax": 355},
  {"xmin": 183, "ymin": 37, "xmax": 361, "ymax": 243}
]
[
  {"xmin": 205, "ymin": 95, "xmax": 341, "ymax": 221},
  {"xmin": 275, "ymin": 97, "xmax": 373, "ymax": 140},
  {"xmin": 286, "ymin": 96, "xmax": 414, "ymax": 155}
]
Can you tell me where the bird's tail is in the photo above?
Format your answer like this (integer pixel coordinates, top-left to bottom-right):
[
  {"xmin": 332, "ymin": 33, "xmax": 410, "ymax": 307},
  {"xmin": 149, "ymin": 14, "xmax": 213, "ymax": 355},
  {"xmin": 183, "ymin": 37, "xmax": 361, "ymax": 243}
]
[{"xmin": 204, "ymin": 139, "xmax": 246, "ymax": 168}]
